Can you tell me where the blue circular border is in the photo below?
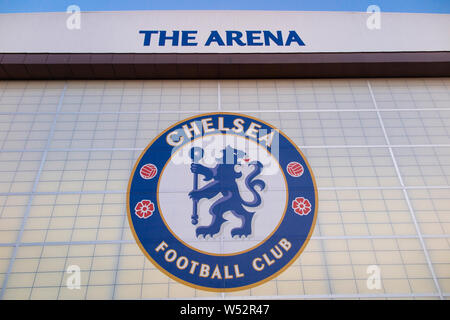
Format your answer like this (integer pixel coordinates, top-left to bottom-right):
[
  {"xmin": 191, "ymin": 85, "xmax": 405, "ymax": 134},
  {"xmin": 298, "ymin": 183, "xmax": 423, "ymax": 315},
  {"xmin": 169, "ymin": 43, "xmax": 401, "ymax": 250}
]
[{"xmin": 127, "ymin": 113, "xmax": 317, "ymax": 291}]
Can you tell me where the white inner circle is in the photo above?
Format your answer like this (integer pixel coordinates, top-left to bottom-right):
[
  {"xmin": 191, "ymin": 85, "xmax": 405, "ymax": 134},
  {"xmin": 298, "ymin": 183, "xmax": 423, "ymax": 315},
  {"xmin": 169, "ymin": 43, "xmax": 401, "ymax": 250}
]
[{"xmin": 158, "ymin": 135, "xmax": 286, "ymax": 255}]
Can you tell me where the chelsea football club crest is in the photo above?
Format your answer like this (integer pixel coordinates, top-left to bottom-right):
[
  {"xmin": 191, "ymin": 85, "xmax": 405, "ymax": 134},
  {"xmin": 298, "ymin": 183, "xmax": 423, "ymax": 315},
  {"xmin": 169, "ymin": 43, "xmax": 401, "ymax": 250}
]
[{"xmin": 127, "ymin": 113, "xmax": 318, "ymax": 292}]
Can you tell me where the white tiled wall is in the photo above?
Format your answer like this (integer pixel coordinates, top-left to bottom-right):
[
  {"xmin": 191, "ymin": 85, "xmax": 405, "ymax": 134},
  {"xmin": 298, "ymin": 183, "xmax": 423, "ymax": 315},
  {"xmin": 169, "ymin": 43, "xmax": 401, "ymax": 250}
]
[{"xmin": 0, "ymin": 78, "xmax": 449, "ymax": 299}]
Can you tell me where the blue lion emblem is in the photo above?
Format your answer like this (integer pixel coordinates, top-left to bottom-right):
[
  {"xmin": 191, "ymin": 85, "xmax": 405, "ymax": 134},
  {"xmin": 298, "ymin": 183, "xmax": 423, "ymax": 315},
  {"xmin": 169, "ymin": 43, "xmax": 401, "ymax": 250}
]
[{"xmin": 188, "ymin": 146, "xmax": 265, "ymax": 238}]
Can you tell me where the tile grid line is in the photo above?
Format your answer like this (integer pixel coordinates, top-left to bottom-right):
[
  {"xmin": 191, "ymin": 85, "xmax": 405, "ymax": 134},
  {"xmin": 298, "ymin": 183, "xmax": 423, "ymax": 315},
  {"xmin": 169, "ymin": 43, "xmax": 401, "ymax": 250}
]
[
  {"xmin": 138, "ymin": 83, "xmax": 148, "ymax": 300},
  {"xmin": 405, "ymin": 81, "xmax": 450, "ymax": 253},
  {"xmin": 312, "ymin": 80, "xmax": 334, "ymax": 296},
  {"xmin": 352, "ymin": 97, "xmax": 406, "ymax": 296},
  {"xmin": 73, "ymin": 82, "xmax": 112, "ymax": 300},
  {"xmin": 0, "ymin": 86, "xmax": 29, "ymax": 221},
  {"xmin": 306, "ymin": 81, "xmax": 343, "ymax": 296},
  {"xmin": 2, "ymin": 144, "xmax": 450, "ymax": 154},
  {"xmin": 1, "ymin": 107, "xmax": 450, "ymax": 116},
  {"xmin": 367, "ymin": 80, "xmax": 444, "ymax": 300},
  {"xmin": 50, "ymin": 81, "xmax": 94, "ymax": 299},
  {"xmin": 195, "ymin": 292, "xmax": 443, "ymax": 300},
  {"xmin": 271, "ymin": 80, "xmax": 284, "ymax": 297},
  {"xmin": 2, "ymin": 83, "xmax": 45, "ymax": 197},
  {"xmin": 76, "ymin": 81, "xmax": 108, "ymax": 300},
  {"xmin": 0, "ymin": 82, "xmax": 68, "ymax": 299},
  {"xmin": 217, "ymin": 82, "xmax": 226, "ymax": 300},
  {"xmin": 1, "ymin": 233, "xmax": 450, "ymax": 249},
  {"xmin": 1, "ymin": 183, "xmax": 450, "ymax": 198},
  {"xmin": 111, "ymin": 82, "xmax": 146, "ymax": 300},
  {"xmin": 292, "ymin": 80, "xmax": 308, "ymax": 297},
  {"xmin": 26, "ymin": 81, "xmax": 79, "ymax": 298},
  {"xmin": 0, "ymin": 85, "xmax": 40, "ymax": 223}
]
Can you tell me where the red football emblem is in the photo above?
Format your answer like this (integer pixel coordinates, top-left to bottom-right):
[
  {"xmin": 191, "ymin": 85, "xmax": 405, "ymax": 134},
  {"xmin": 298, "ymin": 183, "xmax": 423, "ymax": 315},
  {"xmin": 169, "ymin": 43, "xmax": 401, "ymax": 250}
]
[
  {"xmin": 135, "ymin": 200, "xmax": 155, "ymax": 219},
  {"xmin": 287, "ymin": 162, "xmax": 304, "ymax": 177},
  {"xmin": 140, "ymin": 163, "xmax": 158, "ymax": 179}
]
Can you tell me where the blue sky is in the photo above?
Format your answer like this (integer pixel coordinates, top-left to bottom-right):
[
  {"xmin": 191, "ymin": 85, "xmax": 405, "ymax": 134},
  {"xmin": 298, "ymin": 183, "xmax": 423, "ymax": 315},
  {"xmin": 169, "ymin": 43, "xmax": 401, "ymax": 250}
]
[{"xmin": 0, "ymin": 0, "xmax": 449, "ymax": 14}]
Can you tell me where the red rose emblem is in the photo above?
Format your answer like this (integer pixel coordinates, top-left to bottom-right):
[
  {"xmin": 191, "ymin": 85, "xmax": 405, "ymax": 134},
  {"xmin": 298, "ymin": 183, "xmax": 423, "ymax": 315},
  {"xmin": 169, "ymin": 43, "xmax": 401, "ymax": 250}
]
[
  {"xmin": 292, "ymin": 197, "xmax": 311, "ymax": 216},
  {"xmin": 135, "ymin": 200, "xmax": 155, "ymax": 218}
]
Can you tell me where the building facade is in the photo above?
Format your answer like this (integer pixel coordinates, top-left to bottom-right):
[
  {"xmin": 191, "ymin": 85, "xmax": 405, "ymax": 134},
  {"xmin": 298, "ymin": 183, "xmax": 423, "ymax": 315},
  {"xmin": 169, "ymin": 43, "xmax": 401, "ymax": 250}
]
[{"xmin": 0, "ymin": 6, "xmax": 449, "ymax": 299}]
